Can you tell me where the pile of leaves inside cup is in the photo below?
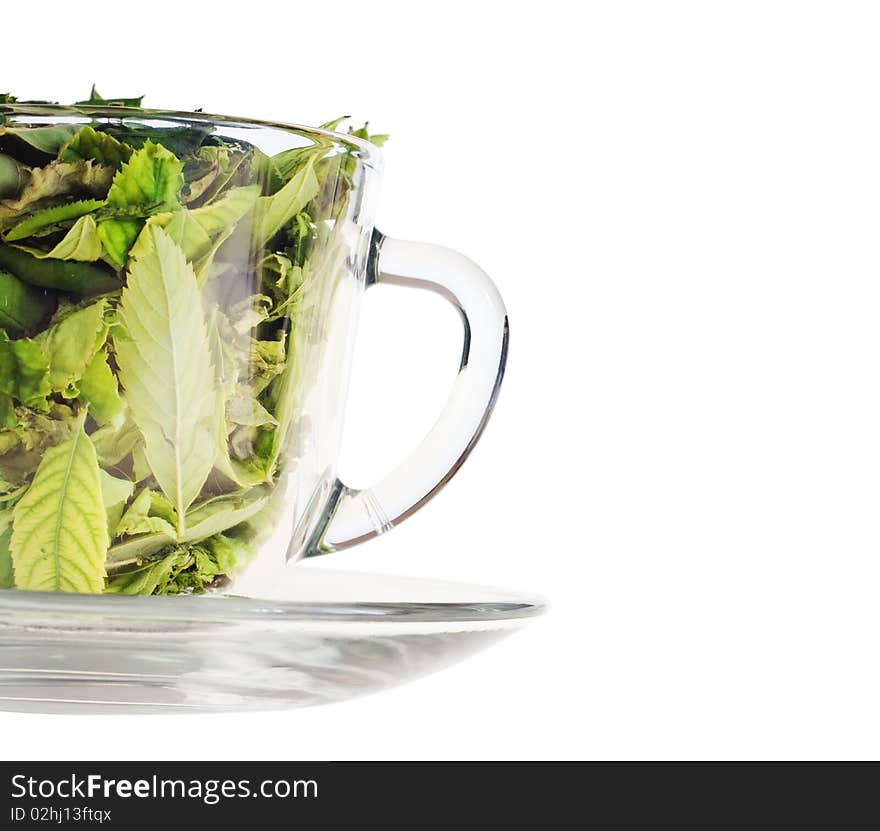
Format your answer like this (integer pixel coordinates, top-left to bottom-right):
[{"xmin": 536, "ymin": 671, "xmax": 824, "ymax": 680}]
[{"xmin": 0, "ymin": 88, "xmax": 385, "ymax": 594}]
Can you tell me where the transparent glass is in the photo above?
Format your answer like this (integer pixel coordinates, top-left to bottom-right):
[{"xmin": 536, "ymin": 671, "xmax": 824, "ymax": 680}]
[
  {"xmin": 0, "ymin": 105, "xmax": 508, "ymax": 598},
  {"xmin": 0, "ymin": 569, "xmax": 543, "ymax": 712}
]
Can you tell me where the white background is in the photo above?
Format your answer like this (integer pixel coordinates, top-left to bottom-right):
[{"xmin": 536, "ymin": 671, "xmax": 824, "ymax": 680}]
[{"xmin": 3, "ymin": 0, "xmax": 880, "ymax": 760}]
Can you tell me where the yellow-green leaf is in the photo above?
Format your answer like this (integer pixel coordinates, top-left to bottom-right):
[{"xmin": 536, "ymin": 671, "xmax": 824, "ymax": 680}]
[
  {"xmin": 100, "ymin": 468, "xmax": 134, "ymax": 536},
  {"xmin": 79, "ymin": 347, "xmax": 123, "ymax": 426},
  {"xmin": 13, "ymin": 215, "xmax": 103, "ymax": 261},
  {"xmin": 4, "ymin": 199, "xmax": 104, "ymax": 242},
  {"xmin": 97, "ymin": 218, "xmax": 140, "ymax": 265},
  {"xmin": 10, "ymin": 420, "xmax": 109, "ymax": 593},
  {"xmin": 36, "ymin": 298, "xmax": 110, "ymax": 395},
  {"xmin": 104, "ymin": 140, "xmax": 183, "ymax": 209},
  {"xmin": 138, "ymin": 185, "xmax": 259, "ymax": 264},
  {"xmin": 115, "ymin": 226, "xmax": 216, "ymax": 536},
  {"xmin": 253, "ymin": 159, "xmax": 319, "ymax": 245},
  {"xmin": 114, "ymin": 488, "xmax": 176, "ymax": 538},
  {"xmin": 97, "ymin": 141, "xmax": 183, "ymax": 265},
  {"xmin": 59, "ymin": 126, "xmax": 133, "ymax": 167}
]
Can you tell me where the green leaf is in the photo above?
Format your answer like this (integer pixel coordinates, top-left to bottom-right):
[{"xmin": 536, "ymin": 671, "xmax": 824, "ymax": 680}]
[
  {"xmin": 0, "ymin": 525, "xmax": 13, "ymax": 588},
  {"xmin": 144, "ymin": 185, "xmax": 259, "ymax": 264},
  {"xmin": 183, "ymin": 487, "xmax": 271, "ymax": 540},
  {"xmin": 212, "ymin": 326, "xmax": 286, "ymax": 483},
  {"xmin": 249, "ymin": 335, "xmax": 287, "ymax": 393},
  {"xmin": 0, "ymin": 332, "xmax": 50, "ymax": 427},
  {"xmin": 252, "ymin": 157, "xmax": 320, "ymax": 245},
  {"xmin": 0, "ymin": 270, "xmax": 55, "ymax": 334},
  {"xmin": 272, "ymin": 136, "xmax": 335, "ymax": 181},
  {"xmin": 100, "ymin": 124, "xmax": 212, "ymax": 159},
  {"xmin": 192, "ymin": 227, "xmax": 236, "ymax": 285},
  {"xmin": 106, "ymin": 485, "xmax": 270, "ymax": 573},
  {"xmin": 10, "ymin": 419, "xmax": 109, "ymax": 593},
  {"xmin": 348, "ymin": 121, "xmax": 389, "ymax": 147},
  {"xmin": 0, "ymin": 125, "xmax": 78, "ymax": 156},
  {"xmin": 180, "ymin": 185, "xmax": 259, "ymax": 238},
  {"xmin": 106, "ymin": 530, "xmax": 173, "ymax": 567},
  {"xmin": 0, "ymin": 244, "xmax": 119, "ymax": 295},
  {"xmin": 183, "ymin": 145, "xmax": 249, "ymax": 205},
  {"xmin": 144, "ymin": 489, "xmax": 176, "ymax": 523},
  {"xmin": 115, "ymin": 487, "xmax": 175, "ymax": 538},
  {"xmin": 0, "ymin": 481, "xmax": 26, "ymax": 588},
  {"xmin": 115, "ymin": 226, "xmax": 216, "ymax": 535},
  {"xmin": 105, "ymin": 547, "xmax": 188, "ymax": 595},
  {"xmin": 207, "ymin": 306, "xmax": 254, "ymax": 486},
  {"xmin": 159, "ymin": 537, "xmax": 234, "ymax": 595},
  {"xmin": 307, "ymin": 155, "xmax": 351, "ymax": 222},
  {"xmin": 320, "ymin": 116, "xmax": 350, "ymax": 132},
  {"xmin": 104, "ymin": 140, "xmax": 183, "ymax": 209},
  {"xmin": 36, "ymin": 298, "xmax": 110, "ymax": 396},
  {"xmin": 4, "ymin": 199, "xmax": 104, "ymax": 242},
  {"xmin": 206, "ymin": 306, "xmax": 240, "ymax": 396},
  {"xmin": 106, "ymin": 487, "xmax": 178, "ymax": 568},
  {"xmin": 0, "ymin": 154, "xmax": 28, "ymax": 200},
  {"xmin": 283, "ymin": 212, "xmax": 315, "ymax": 267},
  {"xmin": 96, "ymin": 220, "xmax": 140, "ymax": 265},
  {"xmin": 131, "ymin": 443, "xmax": 151, "ymax": 482},
  {"xmin": 98, "ymin": 141, "xmax": 183, "ymax": 265},
  {"xmin": 254, "ymin": 229, "xmax": 347, "ymax": 477},
  {"xmin": 79, "ymin": 347, "xmax": 123, "ymax": 426},
  {"xmin": 59, "ymin": 126, "xmax": 133, "ymax": 167},
  {"xmin": 2, "ymin": 337, "xmax": 50, "ymax": 410},
  {"xmin": 100, "ymin": 468, "xmax": 133, "ymax": 535},
  {"xmin": 107, "ymin": 531, "xmax": 243, "ymax": 595},
  {"xmin": 75, "ymin": 86, "xmax": 144, "ymax": 108},
  {"xmin": 146, "ymin": 210, "xmax": 211, "ymax": 263}
]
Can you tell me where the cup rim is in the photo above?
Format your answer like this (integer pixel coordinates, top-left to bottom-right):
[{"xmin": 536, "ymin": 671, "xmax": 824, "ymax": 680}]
[
  {"xmin": 0, "ymin": 102, "xmax": 384, "ymax": 168},
  {"xmin": 0, "ymin": 568, "xmax": 547, "ymax": 626}
]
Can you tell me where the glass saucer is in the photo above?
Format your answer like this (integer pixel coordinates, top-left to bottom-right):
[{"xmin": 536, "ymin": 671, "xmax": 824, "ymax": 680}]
[{"xmin": 0, "ymin": 568, "xmax": 544, "ymax": 713}]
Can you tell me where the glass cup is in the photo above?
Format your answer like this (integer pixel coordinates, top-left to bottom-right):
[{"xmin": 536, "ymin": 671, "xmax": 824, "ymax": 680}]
[{"xmin": 0, "ymin": 104, "xmax": 507, "ymax": 596}]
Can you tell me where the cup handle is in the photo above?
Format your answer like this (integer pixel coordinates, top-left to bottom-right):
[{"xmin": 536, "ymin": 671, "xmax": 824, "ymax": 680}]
[{"xmin": 310, "ymin": 228, "xmax": 509, "ymax": 554}]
